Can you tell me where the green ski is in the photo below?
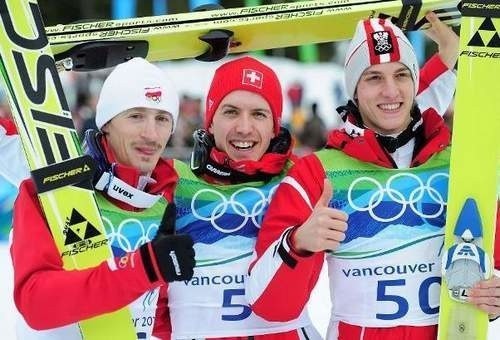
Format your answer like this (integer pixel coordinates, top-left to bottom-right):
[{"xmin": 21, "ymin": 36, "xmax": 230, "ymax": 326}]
[
  {"xmin": 438, "ymin": 1, "xmax": 500, "ymax": 340},
  {"xmin": 44, "ymin": 0, "xmax": 461, "ymax": 71},
  {"xmin": 0, "ymin": 1, "xmax": 135, "ymax": 338}
]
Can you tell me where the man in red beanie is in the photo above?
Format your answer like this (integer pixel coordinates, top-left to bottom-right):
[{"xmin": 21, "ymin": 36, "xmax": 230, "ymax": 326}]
[
  {"xmin": 246, "ymin": 12, "xmax": 500, "ymax": 340},
  {"xmin": 166, "ymin": 56, "xmax": 322, "ymax": 339}
]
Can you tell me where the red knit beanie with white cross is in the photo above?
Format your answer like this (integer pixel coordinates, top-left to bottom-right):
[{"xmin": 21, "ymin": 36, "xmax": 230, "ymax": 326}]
[{"xmin": 204, "ymin": 56, "xmax": 283, "ymax": 136}]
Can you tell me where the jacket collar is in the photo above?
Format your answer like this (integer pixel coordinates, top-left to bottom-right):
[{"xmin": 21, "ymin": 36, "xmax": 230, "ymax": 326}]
[
  {"xmin": 326, "ymin": 108, "xmax": 450, "ymax": 168},
  {"xmin": 100, "ymin": 137, "xmax": 178, "ymax": 209}
]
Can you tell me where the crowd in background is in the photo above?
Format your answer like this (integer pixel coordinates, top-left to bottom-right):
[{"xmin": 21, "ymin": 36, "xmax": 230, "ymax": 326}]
[{"xmin": 0, "ymin": 63, "xmax": 335, "ymax": 160}]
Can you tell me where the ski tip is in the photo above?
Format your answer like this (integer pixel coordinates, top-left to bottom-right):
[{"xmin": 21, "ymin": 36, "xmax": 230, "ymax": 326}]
[{"xmin": 454, "ymin": 198, "xmax": 483, "ymax": 240}]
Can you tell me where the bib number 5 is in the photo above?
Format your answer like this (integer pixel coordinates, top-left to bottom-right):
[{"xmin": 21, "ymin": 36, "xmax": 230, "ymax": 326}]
[{"xmin": 222, "ymin": 289, "xmax": 252, "ymax": 321}]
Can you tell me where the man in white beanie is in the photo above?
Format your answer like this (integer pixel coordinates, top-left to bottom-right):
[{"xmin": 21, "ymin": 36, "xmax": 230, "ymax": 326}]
[
  {"xmin": 10, "ymin": 57, "xmax": 195, "ymax": 339},
  {"xmin": 247, "ymin": 12, "xmax": 500, "ymax": 340}
]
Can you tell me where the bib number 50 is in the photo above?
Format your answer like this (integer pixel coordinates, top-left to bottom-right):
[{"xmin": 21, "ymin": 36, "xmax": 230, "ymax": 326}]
[{"xmin": 376, "ymin": 277, "xmax": 441, "ymax": 320}]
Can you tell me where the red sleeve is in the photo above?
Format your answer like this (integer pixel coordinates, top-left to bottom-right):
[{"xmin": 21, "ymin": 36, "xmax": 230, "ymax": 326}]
[
  {"xmin": 152, "ymin": 285, "xmax": 171, "ymax": 339},
  {"xmin": 0, "ymin": 117, "xmax": 17, "ymax": 135},
  {"xmin": 247, "ymin": 154, "xmax": 326, "ymax": 321},
  {"xmin": 11, "ymin": 180, "xmax": 162, "ymax": 330}
]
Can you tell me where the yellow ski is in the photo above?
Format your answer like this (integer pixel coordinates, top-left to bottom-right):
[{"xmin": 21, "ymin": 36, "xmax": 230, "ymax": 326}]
[
  {"xmin": 0, "ymin": 1, "xmax": 135, "ymax": 338},
  {"xmin": 438, "ymin": 1, "xmax": 500, "ymax": 339},
  {"xmin": 45, "ymin": 0, "xmax": 461, "ymax": 70}
]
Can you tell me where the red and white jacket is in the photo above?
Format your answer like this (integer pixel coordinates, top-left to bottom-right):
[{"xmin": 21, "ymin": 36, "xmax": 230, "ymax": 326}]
[
  {"xmin": 246, "ymin": 56, "xmax": 499, "ymax": 340},
  {"xmin": 10, "ymin": 139, "xmax": 178, "ymax": 339},
  {"xmin": 0, "ymin": 118, "xmax": 29, "ymax": 186}
]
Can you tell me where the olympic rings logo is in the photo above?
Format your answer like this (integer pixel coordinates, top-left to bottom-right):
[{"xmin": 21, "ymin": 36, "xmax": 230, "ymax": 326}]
[
  {"xmin": 190, "ymin": 185, "xmax": 278, "ymax": 233},
  {"xmin": 372, "ymin": 31, "xmax": 393, "ymax": 53},
  {"xmin": 347, "ymin": 172, "xmax": 449, "ymax": 223},
  {"xmin": 103, "ymin": 217, "xmax": 159, "ymax": 252},
  {"xmin": 375, "ymin": 42, "xmax": 392, "ymax": 53}
]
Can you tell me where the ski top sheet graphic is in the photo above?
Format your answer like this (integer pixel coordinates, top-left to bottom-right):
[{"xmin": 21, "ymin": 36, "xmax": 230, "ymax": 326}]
[
  {"xmin": 0, "ymin": 1, "xmax": 136, "ymax": 338},
  {"xmin": 438, "ymin": 1, "xmax": 500, "ymax": 340},
  {"xmin": 43, "ymin": 0, "xmax": 461, "ymax": 70}
]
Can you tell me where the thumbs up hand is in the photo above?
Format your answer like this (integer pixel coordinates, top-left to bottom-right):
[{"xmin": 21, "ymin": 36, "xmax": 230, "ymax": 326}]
[
  {"xmin": 292, "ymin": 180, "xmax": 348, "ymax": 253},
  {"xmin": 140, "ymin": 203, "xmax": 196, "ymax": 283}
]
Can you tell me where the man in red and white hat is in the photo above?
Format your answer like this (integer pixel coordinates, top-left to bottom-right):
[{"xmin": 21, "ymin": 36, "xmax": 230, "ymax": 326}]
[{"xmin": 247, "ymin": 12, "xmax": 500, "ymax": 340}]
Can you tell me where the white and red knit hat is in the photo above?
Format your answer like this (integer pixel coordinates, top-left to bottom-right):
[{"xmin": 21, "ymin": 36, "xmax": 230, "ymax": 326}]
[
  {"xmin": 205, "ymin": 56, "xmax": 283, "ymax": 136},
  {"xmin": 96, "ymin": 57, "xmax": 179, "ymax": 129},
  {"xmin": 344, "ymin": 18, "xmax": 419, "ymax": 100}
]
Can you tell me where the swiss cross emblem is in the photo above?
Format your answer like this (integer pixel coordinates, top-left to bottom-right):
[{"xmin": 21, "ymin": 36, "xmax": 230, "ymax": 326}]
[
  {"xmin": 144, "ymin": 86, "xmax": 162, "ymax": 103},
  {"xmin": 242, "ymin": 69, "xmax": 263, "ymax": 89}
]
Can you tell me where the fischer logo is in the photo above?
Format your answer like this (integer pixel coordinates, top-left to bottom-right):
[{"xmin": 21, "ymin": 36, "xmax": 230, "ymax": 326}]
[
  {"xmin": 457, "ymin": 245, "xmax": 476, "ymax": 257},
  {"xmin": 460, "ymin": 51, "xmax": 500, "ymax": 58},
  {"xmin": 43, "ymin": 164, "xmax": 92, "ymax": 184},
  {"xmin": 61, "ymin": 239, "xmax": 108, "ymax": 257},
  {"xmin": 206, "ymin": 164, "xmax": 230, "ymax": 176},
  {"xmin": 466, "ymin": 18, "xmax": 500, "ymax": 49},
  {"xmin": 61, "ymin": 209, "xmax": 107, "ymax": 257},
  {"xmin": 462, "ymin": 2, "xmax": 500, "ymax": 10}
]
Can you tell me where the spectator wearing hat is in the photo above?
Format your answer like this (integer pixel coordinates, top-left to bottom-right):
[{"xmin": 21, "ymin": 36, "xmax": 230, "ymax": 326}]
[
  {"xmin": 11, "ymin": 57, "xmax": 195, "ymax": 339},
  {"xmin": 245, "ymin": 12, "xmax": 500, "ymax": 340}
]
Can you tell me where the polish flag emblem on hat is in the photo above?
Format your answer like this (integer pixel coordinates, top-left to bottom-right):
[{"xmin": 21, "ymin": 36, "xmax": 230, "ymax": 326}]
[
  {"xmin": 144, "ymin": 86, "xmax": 162, "ymax": 103},
  {"xmin": 242, "ymin": 69, "xmax": 263, "ymax": 89}
]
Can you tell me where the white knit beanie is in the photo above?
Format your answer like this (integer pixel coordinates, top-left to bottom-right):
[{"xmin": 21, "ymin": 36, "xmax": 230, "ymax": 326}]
[
  {"xmin": 95, "ymin": 57, "xmax": 179, "ymax": 130},
  {"xmin": 344, "ymin": 18, "xmax": 419, "ymax": 100}
]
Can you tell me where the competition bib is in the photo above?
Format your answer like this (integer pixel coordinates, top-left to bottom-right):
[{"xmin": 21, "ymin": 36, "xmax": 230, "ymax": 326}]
[
  {"xmin": 170, "ymin": 162, "xmax": 309, "ymax": 338},
  {"xmin": 97, "ymin": 194, "xmax": 167, "ymax": 338},
  {"xmin": 316, "ymin": 149, "xmax": 450, "ymax": 327}
]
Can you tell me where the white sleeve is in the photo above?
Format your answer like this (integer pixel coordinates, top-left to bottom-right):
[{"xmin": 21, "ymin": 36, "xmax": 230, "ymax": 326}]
[
  {"xmin": 0, "ymin": 125, "xmax": 30, "ymax": 187},
  {"xmin": 416, "ymin": 69, "xmax": 456, "ymax": 116}
]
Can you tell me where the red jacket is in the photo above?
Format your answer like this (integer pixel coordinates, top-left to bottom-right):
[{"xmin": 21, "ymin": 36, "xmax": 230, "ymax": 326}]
[
  {"xmin": 247, "ymin": 57, "xmax": 499, "ymax": 340},
  {"xmin": 11, "ymin": 139, "xmax": 177, "ymax": 339}
]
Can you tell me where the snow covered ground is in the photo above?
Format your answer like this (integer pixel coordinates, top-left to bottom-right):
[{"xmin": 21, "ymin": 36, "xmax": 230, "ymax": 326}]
[{"xmin": 1, "ymin": 244, "xmax": 498, "ymax": 339}]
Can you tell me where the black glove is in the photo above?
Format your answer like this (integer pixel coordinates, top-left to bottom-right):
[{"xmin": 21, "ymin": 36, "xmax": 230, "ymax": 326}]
[{"xmin": 140, "ymin": 203, "xmax": 195, "ymax": 283}]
